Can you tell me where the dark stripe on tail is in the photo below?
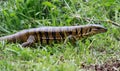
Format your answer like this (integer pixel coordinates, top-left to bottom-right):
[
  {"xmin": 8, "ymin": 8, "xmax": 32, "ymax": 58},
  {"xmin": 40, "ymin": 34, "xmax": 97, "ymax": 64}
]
[
  {"xmin": 52, "ymin": 32, "xmax": 57, "ymax": 43},
  {"xmin": 67, "ymin": 28, "xmax": 72, "ymax": 35},
  {"xmin": 45, "ymin": 31, "xmax": 49, "ymax": 44},
  {"xmin": 59, "ymin": 31, "xmax": 65, "ymax": 40},
  {"xmin": 76, "ymin": 28, "xmax": 78, "ymax": 35},
  {"xmin": 39, "ymin": 32, "xmax": 42, "ymax": 44},
  {"xmin": 68, "ymin": 31, "xmax": 72, "ymax": 35},
  {"xmin": 81, "ymin": 28, "xmax": 83, "ymax": 37}
]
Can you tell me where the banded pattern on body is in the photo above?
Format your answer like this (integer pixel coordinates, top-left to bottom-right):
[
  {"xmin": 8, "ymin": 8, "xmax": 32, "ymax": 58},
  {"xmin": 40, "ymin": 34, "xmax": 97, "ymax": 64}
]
[{"xmin": 0, "ymin": 24, "xmax": 107, "ymax": 47}]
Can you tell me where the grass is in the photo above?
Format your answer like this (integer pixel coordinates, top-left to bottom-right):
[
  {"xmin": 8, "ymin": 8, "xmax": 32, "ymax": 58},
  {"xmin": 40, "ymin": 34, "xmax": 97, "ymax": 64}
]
[{"xmin": 0, "ymin": 0, "xmax": 120, "ymax": 71}]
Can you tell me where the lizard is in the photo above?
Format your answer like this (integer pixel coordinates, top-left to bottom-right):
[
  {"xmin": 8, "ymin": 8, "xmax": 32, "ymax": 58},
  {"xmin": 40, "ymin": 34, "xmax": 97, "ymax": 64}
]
[{"xmin": 0, "ymin": 24, "xmax": 107, "ymax": 47}]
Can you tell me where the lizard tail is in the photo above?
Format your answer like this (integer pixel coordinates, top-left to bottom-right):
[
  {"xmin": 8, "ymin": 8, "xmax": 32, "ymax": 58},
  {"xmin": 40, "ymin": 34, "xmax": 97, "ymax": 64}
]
[{"xmin": 0, "ymin": 34, "xmax": 16, "ymax": 42}]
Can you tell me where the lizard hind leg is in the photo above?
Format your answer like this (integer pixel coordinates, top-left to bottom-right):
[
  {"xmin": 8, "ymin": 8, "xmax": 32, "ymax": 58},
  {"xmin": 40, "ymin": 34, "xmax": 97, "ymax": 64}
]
[{"xmin": 21, "ymin": 35, "xmax": 35, "ymax": 47}]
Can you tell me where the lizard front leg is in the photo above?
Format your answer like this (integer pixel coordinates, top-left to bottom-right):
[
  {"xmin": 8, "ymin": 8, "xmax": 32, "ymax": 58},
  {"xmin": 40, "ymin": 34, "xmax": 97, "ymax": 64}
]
[
  {"xmin": 21, "ymin": 35, "xmax": 35, "ymax": 47},
  {"xmin": 64, "ymin": 35, "xmax": 77, "ymax": 45}
]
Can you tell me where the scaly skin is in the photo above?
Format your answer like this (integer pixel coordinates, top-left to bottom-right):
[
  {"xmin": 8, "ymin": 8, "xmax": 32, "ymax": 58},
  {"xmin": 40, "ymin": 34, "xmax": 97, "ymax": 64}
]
[{"xmin": 0, "ymin": 24, "xmax": 107, "ymax": 47}]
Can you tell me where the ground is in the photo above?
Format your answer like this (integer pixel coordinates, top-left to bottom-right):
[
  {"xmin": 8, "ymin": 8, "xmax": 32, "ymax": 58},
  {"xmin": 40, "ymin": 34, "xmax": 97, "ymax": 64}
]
[{"xmin": 0, "ymin": 0, "xmax": 120, "ymax": 71}]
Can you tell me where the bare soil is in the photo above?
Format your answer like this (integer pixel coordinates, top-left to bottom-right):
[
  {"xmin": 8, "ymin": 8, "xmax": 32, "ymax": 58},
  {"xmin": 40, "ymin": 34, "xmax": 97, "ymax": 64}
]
[{"xmin": 81, "ymin": 59, "xmax": 120, "ymax": 71}]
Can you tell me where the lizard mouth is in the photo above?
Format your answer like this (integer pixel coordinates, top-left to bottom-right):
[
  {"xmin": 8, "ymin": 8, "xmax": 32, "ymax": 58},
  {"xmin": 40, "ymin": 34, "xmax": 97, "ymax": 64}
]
[
  {"xmin": 93, "ymin": 28, "xmax": 107, "ymax": 33},
  {"xmin": 99, "ymin": 28, "xmax": 107, "ymax": 33}
]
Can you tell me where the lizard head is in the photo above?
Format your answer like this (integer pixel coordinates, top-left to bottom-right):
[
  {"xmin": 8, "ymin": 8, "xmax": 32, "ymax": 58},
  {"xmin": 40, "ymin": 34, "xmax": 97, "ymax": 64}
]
[
  {"xmin": 90, "ymin": 24, "xmax": 107, "ymax": 33},
  {"xmin": 82, "ymin": 24, "xmax": 107, "ymax": 36}
]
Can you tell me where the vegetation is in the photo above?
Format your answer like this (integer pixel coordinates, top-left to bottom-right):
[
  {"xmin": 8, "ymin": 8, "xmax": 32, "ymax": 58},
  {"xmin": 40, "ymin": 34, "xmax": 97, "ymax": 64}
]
[{"xmin": 0, "ymin": 0, "xmax": 120, "ymax": 71}]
